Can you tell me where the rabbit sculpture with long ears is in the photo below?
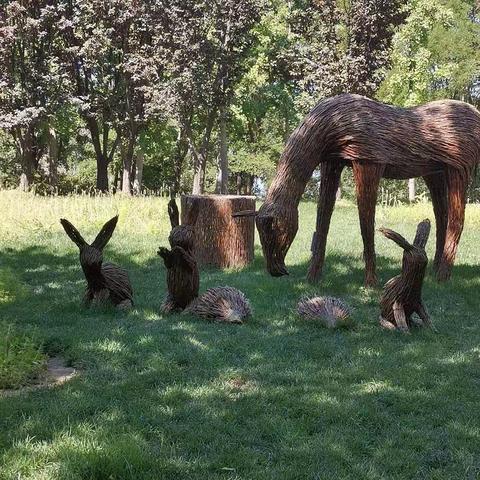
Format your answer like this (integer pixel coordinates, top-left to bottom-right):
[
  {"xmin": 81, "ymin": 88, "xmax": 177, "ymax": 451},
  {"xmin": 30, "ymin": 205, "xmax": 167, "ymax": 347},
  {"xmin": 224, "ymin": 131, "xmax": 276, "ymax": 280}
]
[
  {"xmin": 158, "ymin": 198, "xmax": 200, "ymax": 312},
  {"xmin": 60, "ymin": 215, "xmax": 133, "ymax": 309},
  {"xmin": 379, "ymin": 219, "xmax": 434, "ymax": 333}
]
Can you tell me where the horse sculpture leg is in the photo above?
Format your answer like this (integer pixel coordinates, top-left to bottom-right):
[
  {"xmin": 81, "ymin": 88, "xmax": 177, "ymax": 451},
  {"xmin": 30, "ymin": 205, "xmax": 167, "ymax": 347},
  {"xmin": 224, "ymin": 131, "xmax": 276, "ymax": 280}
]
[
  {"xmin": 352, "ymin": 162, "xmax": 384, "ymax": 287},
  {"xmin": 424, "ymin": 172, "xmax": 448, "ymax": 271},
  {"xmin": 437, "ymin": 169, "xmax": 468, "ymax": 281},
  {"xmin": 307, "ymin": 161, "xmax": 344, "ymax": 283}
]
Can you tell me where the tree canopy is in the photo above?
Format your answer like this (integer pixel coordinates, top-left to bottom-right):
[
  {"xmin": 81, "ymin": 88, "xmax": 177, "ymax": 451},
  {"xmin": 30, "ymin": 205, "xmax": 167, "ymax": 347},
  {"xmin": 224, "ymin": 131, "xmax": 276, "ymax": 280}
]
[{"xmin": 0, "ymin": 0, "xmax": 479, "ymax": 200}]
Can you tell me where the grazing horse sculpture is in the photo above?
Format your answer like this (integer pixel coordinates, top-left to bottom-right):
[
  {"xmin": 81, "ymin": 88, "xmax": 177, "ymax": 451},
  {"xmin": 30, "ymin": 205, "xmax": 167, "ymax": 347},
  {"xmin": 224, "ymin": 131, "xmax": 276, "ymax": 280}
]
[{"xmin": 242, "ymin": 94, "xmax": 480, "ymax": 286}]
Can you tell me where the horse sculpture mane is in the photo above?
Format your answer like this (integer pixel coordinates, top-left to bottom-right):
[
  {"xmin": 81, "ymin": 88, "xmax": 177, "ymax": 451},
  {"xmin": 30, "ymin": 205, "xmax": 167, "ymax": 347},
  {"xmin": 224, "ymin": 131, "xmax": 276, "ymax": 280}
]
[{"xmin": 254, "ymin": 93, "xmax": 480, "ymax": 285}]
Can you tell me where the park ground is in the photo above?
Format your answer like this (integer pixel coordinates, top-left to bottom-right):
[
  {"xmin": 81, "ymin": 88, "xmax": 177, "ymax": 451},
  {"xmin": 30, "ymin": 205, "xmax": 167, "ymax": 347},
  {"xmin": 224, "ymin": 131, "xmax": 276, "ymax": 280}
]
[{"xmin": 0, "ymin": 190, "xmax": 480, "ymax": 479}]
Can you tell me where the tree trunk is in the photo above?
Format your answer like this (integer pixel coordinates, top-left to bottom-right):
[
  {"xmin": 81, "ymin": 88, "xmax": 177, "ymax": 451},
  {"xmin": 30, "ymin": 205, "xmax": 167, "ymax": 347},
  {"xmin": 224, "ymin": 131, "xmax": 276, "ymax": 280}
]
[
  {"xmin": 236, "ymin": 173, "xmax": 242, "ymax": 195},
  {"xmin": 84, "ymin": 116, "xmax": 120, "ymax": 192},
  {"xmin": 217, "ymin": 105, "xmax": 229, "ymax": 194},
  {"xmin": 247, "ymin": 175, "xmax": 254, "ymax": 195},
  {"xmin": 17, "ymin": 126, "xmax": 36, "ymax": 192},
  {"xmin": 181, "ymin": 194, "xmax": 255, "ymax": 268},
  {"xmin": 96, "ymin": 155, "xmax": 109, "ymax": 193},
  {"xmin": 113, "ymin": 167, "xmax": 119, "ymax": 194},
  {"xmin": 47, "ymin": 125, "xmax": 59, "ymax": 186},
  {"xmin": 172, "ymin": 129, "xmax": 187, "ymax": 196},
  {"xmin": 133, "ymin": 150, "xmax": 144, "ymax": 195},
  {"xmin": 190, "ymin": 110, "xmax": 216, "ymax": 195},
  {"xmin": 121, "ymin": 135, "xmax": 135, "ymax": 196},
  {"xmin": 408, "ymin": 178, "xmax": 415, "ymax": 203}
]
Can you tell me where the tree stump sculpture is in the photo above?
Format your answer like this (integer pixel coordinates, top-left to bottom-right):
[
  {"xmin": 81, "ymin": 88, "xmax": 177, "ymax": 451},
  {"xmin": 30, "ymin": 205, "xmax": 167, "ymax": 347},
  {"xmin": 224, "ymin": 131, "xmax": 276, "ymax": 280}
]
[
  {"xmin": 60, "ymin": 216, "xmax": 133, "ymax": 309},
  {"xmin": 379, "ymin": 219, "xmax": 434, "ymax": 333},
  {"xmin": 158, "ymin": 199, "xmax": 200, "ymax": 312},
  {"xmin": 234, "ymin": 94, "xmax": 480, "ymax": 285},
  {"xmin": 181, "ymin": 195, "xmax": 255, "ymax": 268}
]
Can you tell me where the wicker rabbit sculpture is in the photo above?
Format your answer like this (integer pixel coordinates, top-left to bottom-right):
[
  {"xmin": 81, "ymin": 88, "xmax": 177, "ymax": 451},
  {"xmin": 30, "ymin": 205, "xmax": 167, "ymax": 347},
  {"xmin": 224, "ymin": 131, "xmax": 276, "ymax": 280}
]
[
  {"xmin": 379, "ymin": 219, "xmax": 433, "ymax": 333},
  {"xmin": 158, "ymin": 199, "xmax": 251, "ymax": 323},
  {"xmin": 158, "ymin": 198, "xmax": 200, "ymax": 312},
  {"xmin": 60, "ymin": 215, "xmax": 133, "ymax": 309}
]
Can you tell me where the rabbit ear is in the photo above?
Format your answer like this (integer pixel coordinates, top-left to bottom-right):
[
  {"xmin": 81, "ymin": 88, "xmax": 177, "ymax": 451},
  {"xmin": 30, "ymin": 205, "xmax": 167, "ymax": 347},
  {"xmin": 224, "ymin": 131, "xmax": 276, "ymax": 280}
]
[
  {"xmin": 168, "ymin": 199, "xmax": 180, "ymax": 228},
  {"xmin": 379, "ymin": 227, "xmax": 413, "ymax": 252},
  {"xmin": 92, "ymin": 215, "xmax": 119, "ymax": 250},
  {"xmin": 413, "ymin": 219, "xmax": 431, "ymax": 249},
  {"xmin": 60, "ymin": 218, "xmax": 87, "ymax": 249}
]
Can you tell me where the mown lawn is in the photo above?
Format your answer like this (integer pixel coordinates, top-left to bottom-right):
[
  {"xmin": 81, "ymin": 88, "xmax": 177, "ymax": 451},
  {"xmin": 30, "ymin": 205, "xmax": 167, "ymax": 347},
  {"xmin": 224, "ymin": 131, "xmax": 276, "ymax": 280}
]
[{"xmin": 1, "ymin": 190, "xmax": 480, "ymax": 480}]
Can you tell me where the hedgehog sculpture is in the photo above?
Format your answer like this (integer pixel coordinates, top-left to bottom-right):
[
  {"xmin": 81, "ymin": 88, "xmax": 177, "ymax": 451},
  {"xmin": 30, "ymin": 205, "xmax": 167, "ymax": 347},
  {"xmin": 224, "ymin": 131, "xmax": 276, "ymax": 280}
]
[
  {"xmin": 157, "ymin": 198, "xmax": 200, "ymax": 312},
  {"xmin": 60, "ymin": 215, "xmax": 133, "ymax": 309},
  {"xmin": 297, "ymin": 296, "xmax": 352, "ymax": 328},
  {"xmin": 184, "ymin": 286, "xmax": 252, "ymax": 324}
]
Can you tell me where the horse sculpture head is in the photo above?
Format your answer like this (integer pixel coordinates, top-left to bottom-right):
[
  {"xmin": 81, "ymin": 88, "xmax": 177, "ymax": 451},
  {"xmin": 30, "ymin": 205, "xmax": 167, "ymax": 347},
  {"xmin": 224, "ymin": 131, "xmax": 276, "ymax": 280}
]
[
  {"xmin": 256, "ymin": 202, "xmax": 298, "ymax": 276},
  {"xmin": 235, "ymin": 201, "xmax": 297, "ymax": 277}
]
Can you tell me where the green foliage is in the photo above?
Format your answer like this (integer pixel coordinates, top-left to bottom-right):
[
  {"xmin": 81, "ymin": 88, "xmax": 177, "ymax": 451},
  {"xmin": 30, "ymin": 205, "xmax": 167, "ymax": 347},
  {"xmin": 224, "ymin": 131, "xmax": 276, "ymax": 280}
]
[
  {"xmin": 0, "ymin": 0, "xmax": 479, "ymax": 198},
  {"xmin": 379, "ymin": 0, "xmax": 480, "ymax": 106},
  {"xmin": 60, "ymin": 160, "xmax": 98, "ymax": 194},
  {"xmin": 139, "ymin": 123, "xmax": 178, "ymax": 192},
  {"xmin": 379, "ymin": 0, "xmax": 455, "ymax": 106},
  {"xmin": 0, "ymin": 321, "xmax": 46, "ymax": 389},
  {"xmin": 0, "ymin": 129, "xmax": 17, "ymax": 187}
]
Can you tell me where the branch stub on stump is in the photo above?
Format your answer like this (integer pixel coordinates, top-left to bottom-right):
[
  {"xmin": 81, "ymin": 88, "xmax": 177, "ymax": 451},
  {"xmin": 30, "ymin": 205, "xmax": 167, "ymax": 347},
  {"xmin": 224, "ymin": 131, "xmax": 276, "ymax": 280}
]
[{"xmin": 181, "ymin": 194, "xmax": 255, "ymax": 269}]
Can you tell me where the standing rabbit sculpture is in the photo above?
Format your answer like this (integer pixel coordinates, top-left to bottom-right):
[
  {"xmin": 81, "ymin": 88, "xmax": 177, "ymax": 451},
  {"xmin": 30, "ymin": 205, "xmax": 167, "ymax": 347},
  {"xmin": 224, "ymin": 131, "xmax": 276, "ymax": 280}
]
[
  {"xmin": 379, "ymin": 219, "xmax": 433, "ymax": 333},
  {"xmin": 157, "ymin": 198, "xmax": 200, "ymax": 312},
  {"xmin": 158, "ymin": 198, "xmax": 252, "ymax": 323},
  {"xmin": 60, "ymin": 215, "xmax": 133, "ymax": 309}
]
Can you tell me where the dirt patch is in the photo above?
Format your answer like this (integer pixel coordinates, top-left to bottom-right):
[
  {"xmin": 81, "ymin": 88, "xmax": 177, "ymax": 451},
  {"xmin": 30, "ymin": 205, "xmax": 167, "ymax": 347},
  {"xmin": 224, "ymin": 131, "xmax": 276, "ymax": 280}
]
[{"xmin": 0, "ymin": 356, "xmax": 76, "ymax": 397}]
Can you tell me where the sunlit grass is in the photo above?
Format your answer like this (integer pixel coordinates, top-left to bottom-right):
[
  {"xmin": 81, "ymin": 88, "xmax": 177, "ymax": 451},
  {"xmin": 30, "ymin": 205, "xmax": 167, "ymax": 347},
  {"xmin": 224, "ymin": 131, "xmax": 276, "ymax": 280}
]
[
  {"xmin": 0, "ymin": 321, "xmax": 46, "ymax": 389},
  {"xmin": 1, "ymin": 191, "xmax": 480, "ymax": 479}
]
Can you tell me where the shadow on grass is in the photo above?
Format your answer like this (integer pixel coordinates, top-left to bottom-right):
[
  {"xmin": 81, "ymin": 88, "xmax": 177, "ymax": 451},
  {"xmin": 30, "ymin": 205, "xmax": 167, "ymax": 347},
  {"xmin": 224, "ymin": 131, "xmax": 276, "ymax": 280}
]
[{"xmin": 1, "ymin": 245, "xmax": 480, "ymax": 479}]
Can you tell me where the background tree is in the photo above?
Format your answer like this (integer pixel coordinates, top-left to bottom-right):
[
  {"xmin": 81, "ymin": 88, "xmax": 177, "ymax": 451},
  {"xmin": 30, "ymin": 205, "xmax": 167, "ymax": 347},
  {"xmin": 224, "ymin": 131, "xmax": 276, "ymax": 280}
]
[
  {"xmin": 0, "ymin": 1, "xmax": 69, "ymax": 190},
  {"xmin": 0, "ymin": 0, "xmax": 479, "ymax": 200},
  {"xmin": 378, "ymin": 0, "xmax": 480, "ymax": 201},
  {"xmin": 287, "ymin": 0, "xmax": 405, "ymax": 110},
  {"xmin": 152, "ymin": 0, "xmax": 262, "ymax": 195}
]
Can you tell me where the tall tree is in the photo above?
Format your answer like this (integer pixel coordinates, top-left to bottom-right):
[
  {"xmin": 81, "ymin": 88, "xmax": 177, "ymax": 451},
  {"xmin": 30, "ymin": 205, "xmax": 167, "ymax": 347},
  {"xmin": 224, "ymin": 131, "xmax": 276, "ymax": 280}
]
[
  {"xmin": 378, "ymin": 0, "xmax": 480, "ymax": 200},
  {"xmin": 287, "ymin": 0, "xmax": 405, "ymax": 109},
  {"xmin": 152, "ymin": 0, "xmax": 262, "ymax": 195},
  {"xmin": 60, "ymin": 0, "xmax": 121, "ymax": 191},
  {"xmin": 0, "ymin": 1, "xmax": 69, "ymax": 190}
]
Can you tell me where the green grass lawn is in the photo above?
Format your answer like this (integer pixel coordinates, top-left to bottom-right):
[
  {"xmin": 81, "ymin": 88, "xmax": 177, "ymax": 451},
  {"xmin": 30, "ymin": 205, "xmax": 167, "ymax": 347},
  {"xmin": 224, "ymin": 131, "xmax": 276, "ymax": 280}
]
[{"xmin": 1, "ymin": 190, "xmax": 480, "ymax": 479}]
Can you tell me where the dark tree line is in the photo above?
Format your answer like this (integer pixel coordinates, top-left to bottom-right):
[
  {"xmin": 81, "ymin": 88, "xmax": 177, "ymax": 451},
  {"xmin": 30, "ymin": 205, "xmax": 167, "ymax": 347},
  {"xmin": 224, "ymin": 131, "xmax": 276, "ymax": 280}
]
[{"xmin": 1, "ymin": 0, "xmax": 479, "ymax": 200}]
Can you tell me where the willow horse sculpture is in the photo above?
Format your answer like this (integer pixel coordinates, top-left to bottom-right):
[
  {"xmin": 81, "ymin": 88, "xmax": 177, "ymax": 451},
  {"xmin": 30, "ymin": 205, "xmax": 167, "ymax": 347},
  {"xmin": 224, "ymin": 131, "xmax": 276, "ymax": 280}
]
[{"xmin": 250, "ymin": 94, "xmax": 480, "ymax": 286}]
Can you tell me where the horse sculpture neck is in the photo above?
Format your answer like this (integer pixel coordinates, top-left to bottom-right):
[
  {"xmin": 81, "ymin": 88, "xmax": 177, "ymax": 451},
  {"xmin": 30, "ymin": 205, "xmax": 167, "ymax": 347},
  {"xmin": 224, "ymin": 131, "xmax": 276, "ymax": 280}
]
[{"xmin": 265, "ymin": 102, "xmax": 340, "ymax": 211}]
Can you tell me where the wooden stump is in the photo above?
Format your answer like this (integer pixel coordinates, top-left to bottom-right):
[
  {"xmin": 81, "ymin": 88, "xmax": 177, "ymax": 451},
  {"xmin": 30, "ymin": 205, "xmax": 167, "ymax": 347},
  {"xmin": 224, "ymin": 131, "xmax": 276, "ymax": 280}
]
[{"xmin": 181, "ymin": 195, "xmax": 255, "ymax": 268}]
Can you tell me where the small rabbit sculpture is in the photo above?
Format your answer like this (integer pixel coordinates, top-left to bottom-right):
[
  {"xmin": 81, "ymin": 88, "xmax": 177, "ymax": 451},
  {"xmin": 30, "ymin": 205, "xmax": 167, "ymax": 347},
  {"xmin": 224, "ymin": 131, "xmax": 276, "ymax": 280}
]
[
  {"xmin": 60, "ymin": 215, "xmax": 133, "ymax": 309},
  {"xmin": 158, "ymin": 198, "xmax": 200, "ymax": 312},
  {"xmin": 379, "ymin": 219, "xmax": 433, "ymax": 333}
]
